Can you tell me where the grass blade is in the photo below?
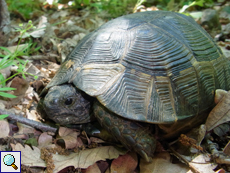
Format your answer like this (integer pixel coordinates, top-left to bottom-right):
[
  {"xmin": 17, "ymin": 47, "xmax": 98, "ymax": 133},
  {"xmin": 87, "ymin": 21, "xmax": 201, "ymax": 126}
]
[
  {"xmin": 0, "ymin": 92, "xmax": 17, "ymax": 98},
  {"xmin": 0, "ymin": 87, "xmax": 16, "ymax": 91},
  {"xmin": 0, "ymin": 114, "xmax": 9, "ymax": 119}
]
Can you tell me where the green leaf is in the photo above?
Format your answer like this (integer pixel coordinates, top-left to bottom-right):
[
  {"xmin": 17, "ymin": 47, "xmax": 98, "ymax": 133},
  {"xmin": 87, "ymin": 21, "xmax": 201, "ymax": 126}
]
[
  {"xmin": 23, "ymin": 32, "xmax": 31, "ymax": 38},
  {"xmin": 0, "ymin": 114, "xmax": 9, "ymax": 119},
  {"xmin": 0, "ymin": 74, "xmax": 6, "ymax": 86},
  {"xmin": 18, "ymin": 63, "xmax": 24, "ymax": 70},
  {"xmin": 0, "ymin": 47, "xmax": 11, "ymax": 54},
  {"xmin": 179, "ymin": 0, "xmax": 204, "ymax": 13},
  {"xmin": 0, "ymin": 54, "xmax": 11, "ymax": 65},
  {"xmin": 0, "ymin": 92, "xmax": 17, "ymax": 98},
  {"xmin": 189, "ymin": 11, "xmax": 203, "ymax": 19},
  {"xmin": 25, "ymin": 138, "xmax": 38, "ymax": 146},
  {"xmin": 0, "ymin": 87, "xmax": 16, "ymax": 91},
  {"xmin": 22, "ymin": 73, "xmax": 26, "ymax": 79},
  {"xmin": 193, "ymin": 0, "xmax": 204, "ymax": 7},
  {"xmin": 83, "ymin": 0, "xmax": 90, "ymax": 5},
  {"xmin": 0, "ymin": 54, "xmax": 7, "ymax": 57},
  {"xmin": 0, "ymin": 56, "xmax": 14, "ymax": 70}
]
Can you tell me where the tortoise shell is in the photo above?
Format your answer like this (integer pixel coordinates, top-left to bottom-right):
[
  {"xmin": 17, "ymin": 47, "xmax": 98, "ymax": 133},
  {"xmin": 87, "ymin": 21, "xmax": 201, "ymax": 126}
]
[{"xmin": 43, "ymin": 11, "xmax": 230, "ymax": 124}]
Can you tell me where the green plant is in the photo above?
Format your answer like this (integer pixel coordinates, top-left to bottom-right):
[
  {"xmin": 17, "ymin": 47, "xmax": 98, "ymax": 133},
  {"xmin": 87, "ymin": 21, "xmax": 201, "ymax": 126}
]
[
  {"xmin": 179, "ymin": 0, "xmax": 204, "ymax": 13},
  {"xmin": 142, "ymin": 0, "xmax": 213, "ymax": 12},
  {"xmin": 0, "ymin": 114, "xmax": 9, "ymax": 120},
  {"xmin": 0, "ymin": 21, "xmax": 39, "ymax": 85},
  {"xmin": 133, "ymin": 0, "xmax": 146, "ymax": 13},
  {"xmin": 6, "ymin": 0, "xmax": 42, "ymax": 20},
  {"xmin": 0, "ymin": 86, "xmax": 16, "ymax": 98},
  {"xmin": 58, "ymin": 0, "xmax": 138, "ymax": 18},
  {"xmin": 0, "ymin": 20, "xmax": 40, "ymax": 118},
  {"xmin": 100, "ymin": 0, "xmax": 138, "ymax": 17}
]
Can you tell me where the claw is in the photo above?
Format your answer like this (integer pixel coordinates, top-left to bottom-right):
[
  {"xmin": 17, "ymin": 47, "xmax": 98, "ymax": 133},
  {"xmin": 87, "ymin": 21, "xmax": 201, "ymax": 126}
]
[{"xmin": 139, "ymin": 150, "xmax": 153, "ymax": 162}]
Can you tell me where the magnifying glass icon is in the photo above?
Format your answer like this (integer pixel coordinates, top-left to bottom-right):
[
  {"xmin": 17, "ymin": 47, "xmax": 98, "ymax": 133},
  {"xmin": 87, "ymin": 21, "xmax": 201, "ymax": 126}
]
[{"xmin": 3, "ymin": 154, "xmax": 18, "ymax": 170}]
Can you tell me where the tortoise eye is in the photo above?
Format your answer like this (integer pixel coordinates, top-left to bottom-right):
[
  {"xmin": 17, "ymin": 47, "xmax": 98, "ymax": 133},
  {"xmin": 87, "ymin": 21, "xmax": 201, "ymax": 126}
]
[{"xmin": 65, "ymin": 98, "xmax": 73, "ymax": 105}]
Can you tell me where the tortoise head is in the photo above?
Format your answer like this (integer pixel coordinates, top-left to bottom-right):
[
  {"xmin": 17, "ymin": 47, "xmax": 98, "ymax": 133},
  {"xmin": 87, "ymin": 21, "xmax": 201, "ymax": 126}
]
[{"xmin": 37, "ymin": 84, "xmax": 94, "ymax": 125}]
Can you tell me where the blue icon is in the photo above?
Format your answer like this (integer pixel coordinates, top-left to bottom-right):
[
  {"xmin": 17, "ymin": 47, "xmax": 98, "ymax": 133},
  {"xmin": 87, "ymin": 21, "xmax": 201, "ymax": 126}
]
[{"xmin": 3, "ymin": 154, "xmax": 18, "ymax": 170}]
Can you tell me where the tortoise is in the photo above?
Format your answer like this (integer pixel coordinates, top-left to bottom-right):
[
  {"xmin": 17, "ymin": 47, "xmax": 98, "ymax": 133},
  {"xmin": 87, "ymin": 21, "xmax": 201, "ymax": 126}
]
[{"xmin": 37, "ymin": 11, "xmax": 230, "ymax": 162}]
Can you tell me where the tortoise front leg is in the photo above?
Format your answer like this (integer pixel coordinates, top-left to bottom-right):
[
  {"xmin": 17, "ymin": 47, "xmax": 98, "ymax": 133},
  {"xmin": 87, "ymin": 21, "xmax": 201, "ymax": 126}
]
[{"xmin": 93, "ymin": 101, "xmax": 156, "ymax": 162}]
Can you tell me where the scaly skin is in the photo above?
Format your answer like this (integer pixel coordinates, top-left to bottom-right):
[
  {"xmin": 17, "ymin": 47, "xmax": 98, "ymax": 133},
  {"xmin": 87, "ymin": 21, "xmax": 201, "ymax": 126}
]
[
  {"xmin": 38, "ymin": 84, "xmax": 156, "ymax": 161},
  {"xmin": 93, "ymin": 101, "xmax": 156, "ymax": 162}
]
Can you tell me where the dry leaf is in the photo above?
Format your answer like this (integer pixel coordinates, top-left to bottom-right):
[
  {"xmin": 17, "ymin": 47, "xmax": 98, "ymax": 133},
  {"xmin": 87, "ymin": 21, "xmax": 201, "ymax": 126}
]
[
  {"xmin": 85, "ymin": 163, "xmax": 101, "ymax": 173},
  {"xmin": 52, "ymin": 146, "xmax": 126, "ymax": 172},
  {"xmin": 110, "ymin": 152, "xmax": 138, "ymax": 173},
  {"xmin": 17, "ymin": 122, "xmax": 36, "ymax": 135},
  {"xmin": 10, "ymin": 77, "xmax": 29, "ymax": 96},
  {"xmin": 215, "ymin": 168, "xmax": 226, "ymax": 173},
  {"xmin": 89, "ymin": 137, "xmax": 105, "ymax": 144},
  {"xmin": 30, "ymin": 16, "xmax": 48, "ymax": 38},
  {"xmin": 26, "ymin": 109, "xmax": 39, "ymax": 121},
  {"xmin": 215, "ymin": 89, "xmax": 228, "ymax": 104},
  {"xmin": 140, "ymin": 156, "xmax": 189, "ymax": 173},
  {"xmin": 4, "ymin": 77, "xmax": 29, "ymax": 108},
  {"xmin": 4, "ymin": 44, "xmax": 29, "ymax": 54},
  {"xmin": 189, "ymin": 154, "xmax": 217, "ymax": 173},
  {"xmin": 13, "ymin": 134, "xmax": 29, "ymax": 139},
  {"xmin": 58, "ymin": 127, "xmax": 77, "ymax": 136},
  {"xmin": 57, "ymin": 127, "xmax": 80, "ymax": 149},
  {"xmin": 11, "ymin": 143, "xmax": 46, "ymax": 167},
  {"xmin": 24, "ymin": 62, "xmax": 41, "ymax": 77},
  {"xmin": 0, "ymin": 66, "xmax": 11, "ymax": 79},
  {"xmin": 223, "ymin": 140, "xmax": 230, "ymax": 156},
  {"xmin": 38, "ymin": 132, "xmax": 53, "ymax": 148},
  {"xmin": 0, "ymin": 120, "xmax": 10, "ymax": 138},
  {"xmin": 95, "ymin": 160, "xmax": 109, "ymax": 173},
  {"xmin": 76, "ymin": 137, "xmax": 84, "ymax": 147},
  {"xmin": 205, "ymin": 91, "xmax": 230, "ymax": 131}
]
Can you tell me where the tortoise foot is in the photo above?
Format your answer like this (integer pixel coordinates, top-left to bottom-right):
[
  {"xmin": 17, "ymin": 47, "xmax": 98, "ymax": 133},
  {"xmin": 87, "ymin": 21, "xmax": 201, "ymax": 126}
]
[{"xmin": 94, "ymin": 101, "xmax": 156, "ymax": 162}]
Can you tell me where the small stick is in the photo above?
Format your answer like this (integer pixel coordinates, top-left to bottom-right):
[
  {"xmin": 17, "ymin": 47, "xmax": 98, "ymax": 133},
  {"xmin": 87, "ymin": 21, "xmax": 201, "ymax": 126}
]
[{"xmin": 0, "ymin": 108, "xmax": 57, "ymax": 133}]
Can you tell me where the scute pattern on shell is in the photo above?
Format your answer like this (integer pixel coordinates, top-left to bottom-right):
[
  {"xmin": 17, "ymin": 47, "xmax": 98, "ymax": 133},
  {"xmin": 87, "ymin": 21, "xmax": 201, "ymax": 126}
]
[{"xmin": 45, "ymin": 11, "xmax": 230, "ymax": 124}]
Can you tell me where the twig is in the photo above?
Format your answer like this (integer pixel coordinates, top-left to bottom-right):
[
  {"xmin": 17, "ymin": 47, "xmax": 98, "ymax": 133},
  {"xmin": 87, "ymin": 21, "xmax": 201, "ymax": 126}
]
[
  {"xmin": 169, "ymin": 146, "xmax": 199, "ymax": 173},
  {"xmin": 0, "ymin": 108, "xmax": 57, "ymax": 133}
]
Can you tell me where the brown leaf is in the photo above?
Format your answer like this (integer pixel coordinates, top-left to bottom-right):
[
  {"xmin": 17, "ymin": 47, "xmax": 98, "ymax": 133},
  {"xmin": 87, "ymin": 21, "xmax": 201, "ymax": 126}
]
[
  {"xmin": 0, "ymin": 120, "xmax": 10, "ymax": 138},
  {"xmin": 205, "ymin": 91, "xmax": 230, "ymax": 131},
  {"xmin": 215, "ymin": 89, "xmax": 228, "ymax": 104},
  {"xmin": 26, "ymin": 109, "xmax": 39, "ymax": 121},
  {"xmin": 89, "ymin": 137, "xmax": 105, "ymax": 144},
  {"xmin": 95, "ymin": 160, "xmax": 109, "ymax": 173},
  {"xmin": 32, "ymin": 80, "xmax": 44, "ymax": 93},
  {"xmin": 38, "ymin": 132, "xmax": 53, "ymax": 148},
  {"xmin": 76, "ymin": 137, "xmax": 84, "ymax": 147},
  {"xmin": 0, "ymin": 66, "xmax": 11, "ymax": 79},
  {"xmin": 57, "ymin": 127, "xmax": 80, "ymax": 149},
  {"xmin": 17, "ymin": 122, "xmax": 36, "ymax": 135},
  {"xmin": 84, "ymin": 163, "xmax": 101, "ymax": 173},
  {"xmin": 223, "ymin": 140, "xmax": 230, "ymax": 156},
  {"xmin": 52, "ymin": 146, "xmax": 126, "ymax": 172},
  {"xmin": 140, "ymin": 156, "xmax": 189, "ymax": 173},
  {"xmin": 5, "ymin": 77, "xmax": 29, "ymax": 107},
  {"xmin": 30, "ymin": 16, "xmax": 48, "ymax": 38},
  {"xmin": 58, "ymin": 127, "xmax": 78, "ymax": 136},
  {"xmin": 11, "ymin": 143, "xmax": 46, "ymax": 167},
  {"xmin": 110, "ymin": 152, "xmax": 138, "ymax": 173},
  {"xmin": 9, "ymin": 77, "xmax": 29, "ymax": 96},
  {"xmin": 189, "ymin": 155, "xmax": 217, "ymax": 173},
  {"xmin": 4, "ymin": 44, "xmax": 29, "ymax": 54}
]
